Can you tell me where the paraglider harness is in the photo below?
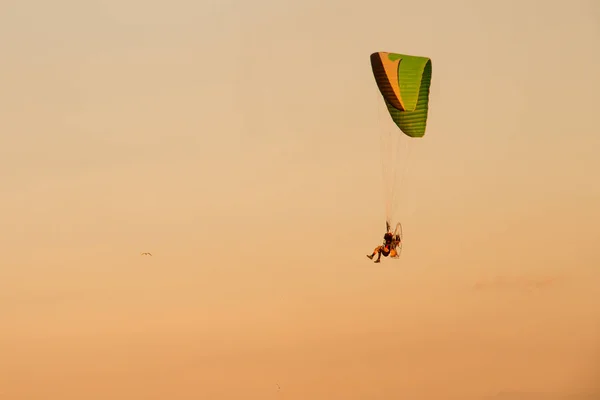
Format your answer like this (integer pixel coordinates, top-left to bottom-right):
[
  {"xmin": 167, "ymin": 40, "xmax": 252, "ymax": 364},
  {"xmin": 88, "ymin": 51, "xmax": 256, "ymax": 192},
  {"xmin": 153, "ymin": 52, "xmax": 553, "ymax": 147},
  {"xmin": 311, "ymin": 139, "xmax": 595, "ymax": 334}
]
[
  {"xmin": 384, "ymin": 222, "xmax": 402, "ymax": 258},
  {"xmin": 381, "ymin": 233, "xmax": 393, "ymax": 256}
]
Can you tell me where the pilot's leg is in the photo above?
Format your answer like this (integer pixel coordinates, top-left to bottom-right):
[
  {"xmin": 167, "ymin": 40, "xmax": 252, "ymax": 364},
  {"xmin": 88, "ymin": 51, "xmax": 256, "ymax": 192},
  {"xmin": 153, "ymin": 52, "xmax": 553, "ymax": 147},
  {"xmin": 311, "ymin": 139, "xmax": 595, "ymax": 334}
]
[{"xmin": 367, "ymin": 245, "xmax": 382, "ymax": 260}]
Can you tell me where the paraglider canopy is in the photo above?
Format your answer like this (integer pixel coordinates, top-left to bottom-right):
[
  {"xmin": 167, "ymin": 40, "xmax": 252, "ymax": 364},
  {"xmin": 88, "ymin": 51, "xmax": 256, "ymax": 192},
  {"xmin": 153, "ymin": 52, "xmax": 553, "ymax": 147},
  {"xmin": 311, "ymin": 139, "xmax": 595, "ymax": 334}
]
[{"xmin": 370, "ymin": 52, "xmax": 432, "ymax": 138}]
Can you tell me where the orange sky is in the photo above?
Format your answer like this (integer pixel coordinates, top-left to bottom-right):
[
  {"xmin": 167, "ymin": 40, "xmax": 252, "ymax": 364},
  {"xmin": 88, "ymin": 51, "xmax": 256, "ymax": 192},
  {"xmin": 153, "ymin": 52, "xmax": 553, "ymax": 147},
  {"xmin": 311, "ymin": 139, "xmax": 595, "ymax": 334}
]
[{"xmin": 1, "ymin": 0, "xmax": 599, "ymax": 399}]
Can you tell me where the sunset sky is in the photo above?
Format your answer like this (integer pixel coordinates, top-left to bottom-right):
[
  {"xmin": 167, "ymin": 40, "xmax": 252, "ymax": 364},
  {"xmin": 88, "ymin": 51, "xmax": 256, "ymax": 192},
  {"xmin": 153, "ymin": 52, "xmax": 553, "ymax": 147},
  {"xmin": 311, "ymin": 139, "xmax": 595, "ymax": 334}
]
[{"xmin": 1, "ymin": 0, "xmax": 599, "ymax": 399}]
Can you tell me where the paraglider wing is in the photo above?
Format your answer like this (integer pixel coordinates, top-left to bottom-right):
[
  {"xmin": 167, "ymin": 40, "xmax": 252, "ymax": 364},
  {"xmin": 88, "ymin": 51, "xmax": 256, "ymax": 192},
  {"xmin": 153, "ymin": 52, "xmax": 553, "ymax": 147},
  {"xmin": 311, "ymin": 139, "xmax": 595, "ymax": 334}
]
[{"xmin": 370, "ymin": 52, "xmax": 432, "ymax": 138}]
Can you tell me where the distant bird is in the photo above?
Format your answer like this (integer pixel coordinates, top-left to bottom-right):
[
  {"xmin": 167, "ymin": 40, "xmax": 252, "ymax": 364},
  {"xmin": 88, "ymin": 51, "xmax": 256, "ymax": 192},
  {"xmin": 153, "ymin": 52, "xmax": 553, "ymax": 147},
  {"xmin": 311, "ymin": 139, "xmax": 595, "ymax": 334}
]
[{"xmin": 140, "ymin": 252, "xmax": 152, "ymax": 256}]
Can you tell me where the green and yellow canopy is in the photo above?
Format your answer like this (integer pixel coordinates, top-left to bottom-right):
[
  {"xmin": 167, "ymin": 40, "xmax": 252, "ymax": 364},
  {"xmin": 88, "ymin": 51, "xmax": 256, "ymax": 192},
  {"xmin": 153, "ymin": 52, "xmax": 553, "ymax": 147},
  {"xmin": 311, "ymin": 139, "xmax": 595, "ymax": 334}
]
[{"xmin": 370, "ymin": 52, "xmax": 432, "ymax": 138}]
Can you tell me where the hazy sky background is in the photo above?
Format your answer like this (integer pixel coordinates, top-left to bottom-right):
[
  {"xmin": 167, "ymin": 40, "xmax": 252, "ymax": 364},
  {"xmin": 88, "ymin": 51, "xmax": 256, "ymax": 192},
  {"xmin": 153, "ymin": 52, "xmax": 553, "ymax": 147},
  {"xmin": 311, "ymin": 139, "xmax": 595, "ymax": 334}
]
[{"xmin": 1, "ymin": 0, "xmax": 599, "ymax": 399}]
